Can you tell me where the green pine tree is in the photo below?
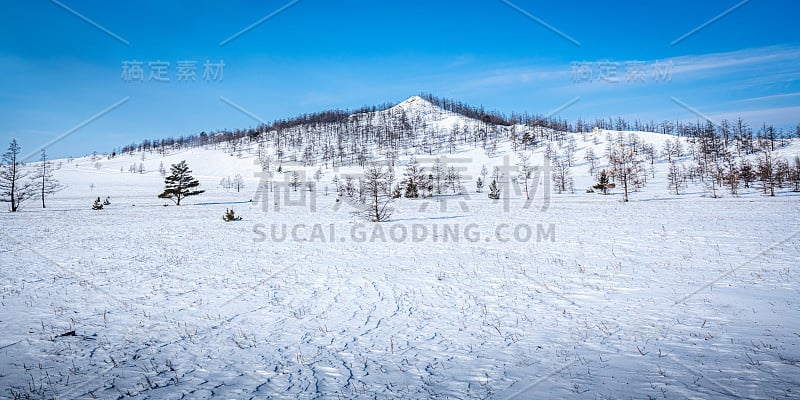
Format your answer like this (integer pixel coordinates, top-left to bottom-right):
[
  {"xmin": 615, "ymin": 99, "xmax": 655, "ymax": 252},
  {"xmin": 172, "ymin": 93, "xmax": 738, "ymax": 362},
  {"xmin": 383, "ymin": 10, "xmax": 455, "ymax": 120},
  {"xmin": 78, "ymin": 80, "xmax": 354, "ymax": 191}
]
[
  {"xmin": 223, "ymin": 208, "xmax": 239, "ymax": 222},
  {"xmin": 593, "ymin": 169, "xmax": 610, "ymax": 195},
  {"xmin": 158, "ymin": 160, "xmax": 204, "ymax": 205},
  {"xmin": 488, "ymin": 179, "xmax": 500, "ymax": 200},
  {"xmin": 392, "ymin": 184, "xmax": 403, "ymax": 199},
  {"xmin": 402, "ymin": 156, "xmax": 423, "ymax": 198},
  {"xmin": 404, "ymin": 179, "xmax": 418, "ymax": 198}
]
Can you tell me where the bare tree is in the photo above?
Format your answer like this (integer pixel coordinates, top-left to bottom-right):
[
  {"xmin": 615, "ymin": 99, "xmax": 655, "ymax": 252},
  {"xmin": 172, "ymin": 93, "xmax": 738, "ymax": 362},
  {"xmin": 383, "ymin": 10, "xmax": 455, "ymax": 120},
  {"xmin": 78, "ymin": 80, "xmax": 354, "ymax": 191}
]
[
  {"xmin": 551, "ymin": 157, "xmax": 573, "ymax": 194},
  {"xmin": 0, "ymin": 139, "xmax": 35, "ymax": 212},
  {"xmin": 431, "ymin": 157, "xmax": 444, "ymax": 194},
  {"xmin": 706, "ymin": 160, "xmax": 723, "ymax": 198},
  {"xmin": 445, "ymin": 166, "xmax": 462, "ymax": 193},
  {"xmin": 667, "ymin": 161, "xmax": 684, "ymax": 195},
  {"xmin": 662, "ymin": 138, "xmax": 683, "ymax": 163},
  {"xmin": 584, "ymin": 147, "xmax": 597, "ymax": 175},
  {"xmin": 491, "ymin": 166, "xmax": 504, "ymax": 184},
  {"xmin": 774, "ymin": 158, "xmax": 790, "ymax": 190},
  {"xmin": 763, "ymin": 123, "xmax": 777, "ymax": 152},
  {"xmin": 564, "ymin": 137, "xmax": 577, "ymax": 167},
  {"xmin": 757, "ymin": 148, "xmax": 776, "ymax": 196},
  {"xmin": 517, "ymin": 153, "xmax": 534, "ymax": 199},
  {"xmin": 722, "ymin": 150, "xmax": 739, "ymax": 195},
  {"xmin": 448, "ymin": 123, "xmax": 459, "ymax": 153},
  {"xmin": 313, "ymin": 168, "xmax": 322, "ymax": 184},
  {"xmin": 739, "ymin": 159, "xmax": 755, "ymax": 189},
  {"xmin": 790, "ymin": 155, "xmax": 800, "ymax": 192},
  {"xmin": 354, "ymin": 163, "xmax": 394, "ymax": 222},
  {"xmin": 30, "ymin": 149, "xmax": 65, "ymax": 208},
  {"xmin": 608, "ymin": 141, "xmax": 642, "ymax": 202},
  {"xmin": 480, "ymin": 164, "xmax": 488, "ymax": 185},
  {"xmin": 289, "ymin": 171, "xmax": 301, "ymax": 192},
  {"xmin": 233, "ymin": 174, "xmax": 245, "ymax": 192}
]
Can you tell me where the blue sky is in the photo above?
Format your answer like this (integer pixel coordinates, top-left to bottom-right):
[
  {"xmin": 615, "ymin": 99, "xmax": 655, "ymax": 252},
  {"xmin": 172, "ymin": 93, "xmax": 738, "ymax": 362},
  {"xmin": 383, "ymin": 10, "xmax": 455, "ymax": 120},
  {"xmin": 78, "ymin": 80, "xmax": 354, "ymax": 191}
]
[{"xmin": 1, "ymin": 0, "xmax": 799, "ymax": 159}]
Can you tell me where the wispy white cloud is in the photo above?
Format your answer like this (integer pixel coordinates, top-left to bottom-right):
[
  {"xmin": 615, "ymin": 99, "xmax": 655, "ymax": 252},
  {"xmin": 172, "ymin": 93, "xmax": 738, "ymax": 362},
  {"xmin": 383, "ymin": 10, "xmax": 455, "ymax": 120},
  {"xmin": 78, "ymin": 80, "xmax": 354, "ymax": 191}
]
[
  {"xmin": 735, "ymin": 91, "xmax": 800, "ymax": 103},
  {"xmin": 670, "ymin": 45, "xmax": 800, "ymax": 79},
  {"xmin": 390, "ymin": 45, "xmax": 793, "ymax": 112},
  {"xmin": 427, "ymin": 45, "xmax": 800, "ymax": 127},
  {"xmin": 457, "ymin": 66, "xmax": 566, "ymax": 90},
  {"xmin": 707, "ymin": 105, "xmax": 800, "ymax": 127}
]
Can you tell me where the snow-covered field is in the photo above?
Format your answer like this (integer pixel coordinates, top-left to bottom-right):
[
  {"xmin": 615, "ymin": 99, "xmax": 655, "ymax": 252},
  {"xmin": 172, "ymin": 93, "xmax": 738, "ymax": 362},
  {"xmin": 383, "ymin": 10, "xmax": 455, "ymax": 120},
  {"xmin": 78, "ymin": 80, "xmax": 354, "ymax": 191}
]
[{"xmin": 2, "ymin": 122, "xmax": 800, "ymax": 398}]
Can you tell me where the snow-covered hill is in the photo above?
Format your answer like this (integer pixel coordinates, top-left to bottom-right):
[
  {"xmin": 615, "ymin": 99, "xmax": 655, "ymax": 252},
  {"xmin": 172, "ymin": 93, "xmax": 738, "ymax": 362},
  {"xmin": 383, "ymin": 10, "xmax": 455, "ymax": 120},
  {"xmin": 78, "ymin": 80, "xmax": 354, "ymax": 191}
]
[
  {"xmin": 36, "ymin": 95, "xmax": 800, "ymax": 209},
  {"xmin": 2, "ymin": 97, "xmax": 799, "ymax": 399}
]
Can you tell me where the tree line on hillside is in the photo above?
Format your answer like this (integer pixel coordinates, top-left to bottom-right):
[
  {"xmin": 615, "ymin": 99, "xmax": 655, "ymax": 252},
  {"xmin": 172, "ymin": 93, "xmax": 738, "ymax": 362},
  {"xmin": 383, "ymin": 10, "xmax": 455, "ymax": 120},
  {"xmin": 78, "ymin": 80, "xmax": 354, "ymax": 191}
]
[
  {"xmin": 587, "ymin": 130, "xmax": 800, "ymax": 201},
  {"xmin": 121, "ymin": 96, "xmax": 797, "ymax": 215},
  {"xmin": 107, "ymin": 95, "xmax": 799, "ymax": 190},
  {"xmin": 212, "ymin": 120, "xmax": 800, "ymax": 222},
  {"xmin": 332, "ymin": 127, "xmax": 799, "ymax": 223},
  {"xmin": 5, "ymin": 95, "xmax": 799, "ymax": 212}
]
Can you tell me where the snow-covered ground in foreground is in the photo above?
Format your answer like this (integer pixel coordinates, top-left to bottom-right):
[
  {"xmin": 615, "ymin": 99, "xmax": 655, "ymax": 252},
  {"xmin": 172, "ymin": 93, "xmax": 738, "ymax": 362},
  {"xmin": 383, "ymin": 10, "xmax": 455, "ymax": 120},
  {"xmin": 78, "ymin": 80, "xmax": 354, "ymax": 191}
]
[{"xmin": 2, "ymin": 132, "xmax": 800, "ymax": 399}]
